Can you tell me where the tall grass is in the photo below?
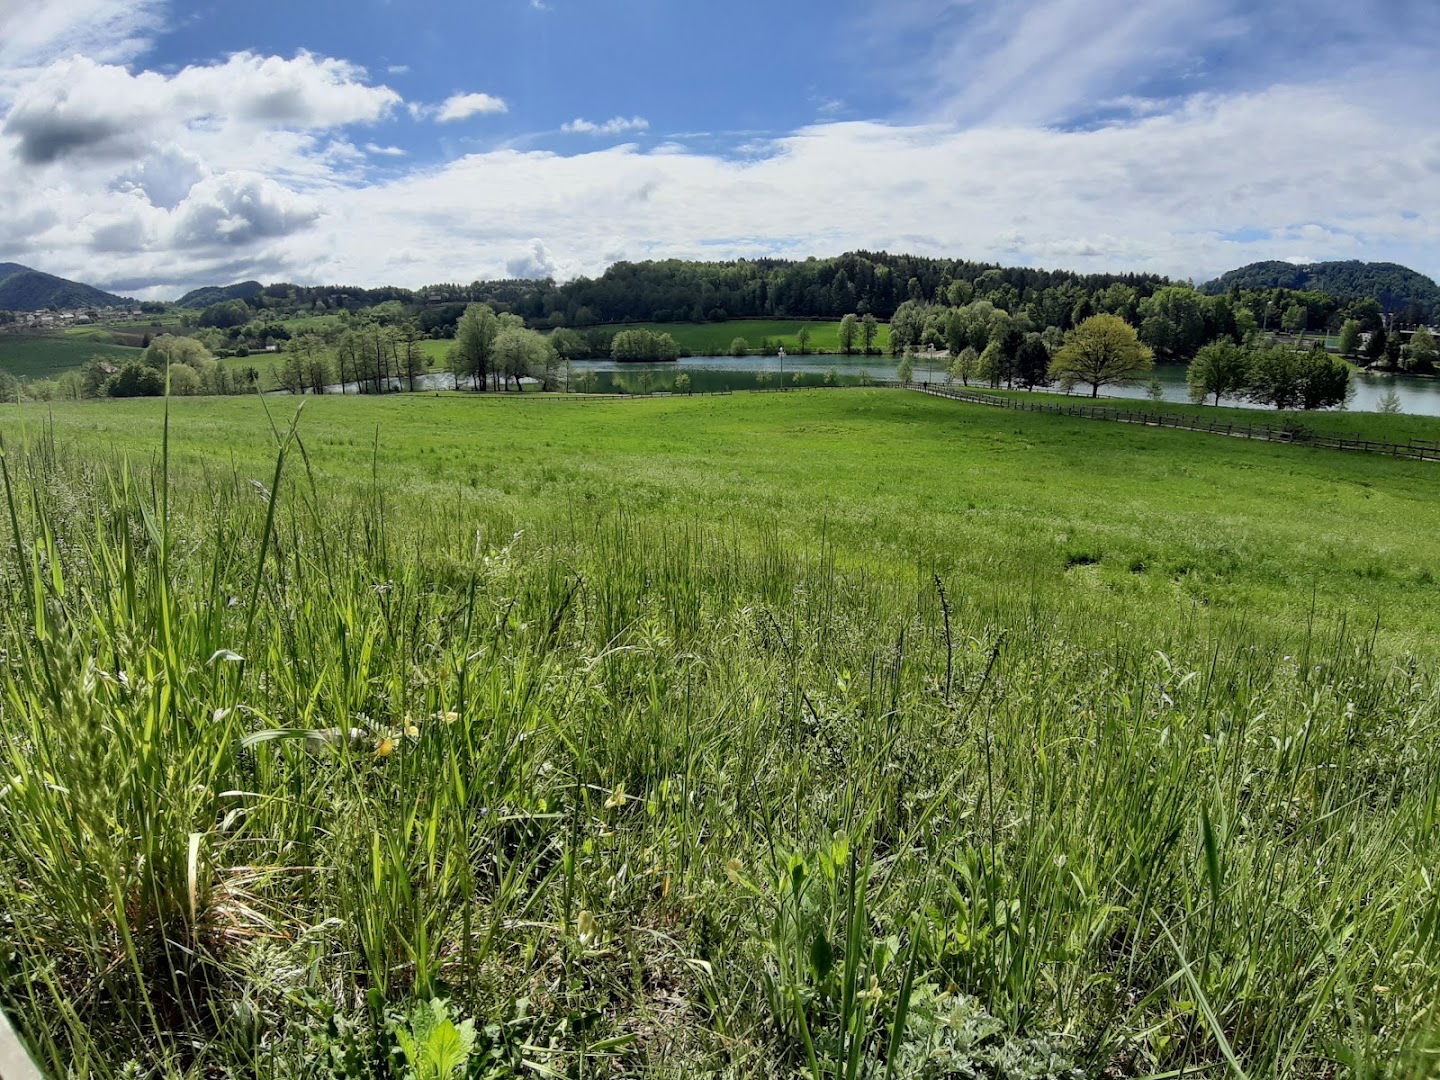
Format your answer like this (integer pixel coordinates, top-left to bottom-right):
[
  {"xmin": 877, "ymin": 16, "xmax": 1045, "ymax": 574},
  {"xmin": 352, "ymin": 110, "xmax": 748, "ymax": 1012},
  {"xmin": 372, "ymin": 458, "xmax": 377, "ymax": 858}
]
[{"xmin": 0, "ymin": 409, "xmax": 1437, "ymax": 1077}]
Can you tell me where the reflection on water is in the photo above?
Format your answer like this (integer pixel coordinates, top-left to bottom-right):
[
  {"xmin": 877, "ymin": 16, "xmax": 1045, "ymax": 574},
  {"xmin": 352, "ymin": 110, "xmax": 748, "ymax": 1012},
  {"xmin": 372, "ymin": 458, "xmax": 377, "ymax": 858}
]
[{"xmin": 319, "ymin": 355, "xmax": 1440, "ymax": 418}]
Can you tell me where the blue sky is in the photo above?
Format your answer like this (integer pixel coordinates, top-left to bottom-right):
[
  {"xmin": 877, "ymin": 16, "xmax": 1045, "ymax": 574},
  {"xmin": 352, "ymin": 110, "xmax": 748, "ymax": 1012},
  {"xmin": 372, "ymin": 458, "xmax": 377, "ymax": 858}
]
[
  {"xmin": 156, "ymin": 0, "xmax": 901, "ymax": 157},
  {"xmin": 0, "ymin": 0, "xmax": 1437, "ymax": 297}
]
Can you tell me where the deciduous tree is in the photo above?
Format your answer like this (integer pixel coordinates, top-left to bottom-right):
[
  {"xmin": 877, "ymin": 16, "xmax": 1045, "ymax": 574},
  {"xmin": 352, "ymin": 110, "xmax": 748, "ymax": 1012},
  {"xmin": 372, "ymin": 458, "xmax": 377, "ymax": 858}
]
[
  {"xmin": 1187, "ymin": 342, "xmax": 1250, "ymax": 405},
  {"xmin": 1337, "ymin": 319, "xmax": 1362, "ymax": 357},
  {"xmin": 1404, "ymin": 326, "xmax": 1437, "ymax": 373},
  {"xmin": 861, "ymin": 313, "xmax": 879, "ymax": 355},
  {"xmin": 1049, "ymin": 314, "xmax": 1154, "ymax": 397}
]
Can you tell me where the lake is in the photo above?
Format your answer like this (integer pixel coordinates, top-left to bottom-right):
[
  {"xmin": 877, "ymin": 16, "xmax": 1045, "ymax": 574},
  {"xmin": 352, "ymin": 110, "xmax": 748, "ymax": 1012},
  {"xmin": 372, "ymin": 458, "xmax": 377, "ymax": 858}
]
[
  {"xmin": 558, "ymin": 355, "xmax": 1440, "ymax": 416},
  {"xmin": 333, "ymin": 354, "xmax": 1440, "ymax": 417}
]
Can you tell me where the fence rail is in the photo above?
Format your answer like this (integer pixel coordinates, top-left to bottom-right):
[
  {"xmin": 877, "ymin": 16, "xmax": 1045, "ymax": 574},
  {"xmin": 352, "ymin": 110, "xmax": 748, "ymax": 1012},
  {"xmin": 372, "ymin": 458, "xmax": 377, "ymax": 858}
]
[{"xmin": 915, "ymin": 385, "xmax": 1440, "ymax": 463}]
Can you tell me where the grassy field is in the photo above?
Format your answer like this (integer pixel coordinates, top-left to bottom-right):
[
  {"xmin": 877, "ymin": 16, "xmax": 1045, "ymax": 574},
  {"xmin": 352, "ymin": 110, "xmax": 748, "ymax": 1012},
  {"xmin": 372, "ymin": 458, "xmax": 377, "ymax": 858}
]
[
  {"xmin": 598, "ymin": 319, "xmax": 893, "ymax": 356},
  {"xmin": 0, "ymin": 332, "xmax": 140, "ymax": 380},
  {"xmin": 967, "ymin": 385, "xmax": 1440, "ymax": 444},
  {"xmin": 1, "ymin": 390, "xmax": 1437, "ymax": 1077}
]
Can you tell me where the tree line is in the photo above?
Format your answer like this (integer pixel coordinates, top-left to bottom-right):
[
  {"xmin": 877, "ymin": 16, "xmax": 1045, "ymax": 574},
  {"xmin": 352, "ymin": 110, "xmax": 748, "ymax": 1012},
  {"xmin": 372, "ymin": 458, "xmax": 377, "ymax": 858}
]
[{"xmin": 881, "ymin": 285, "xmax": 1355, "ymax": 409}]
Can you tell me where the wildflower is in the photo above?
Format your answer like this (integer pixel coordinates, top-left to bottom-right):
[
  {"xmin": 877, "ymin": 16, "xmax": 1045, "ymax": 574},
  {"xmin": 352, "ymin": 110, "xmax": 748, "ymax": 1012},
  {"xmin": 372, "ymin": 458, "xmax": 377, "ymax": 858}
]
[
  {"xmin": 374, "ymin": 737, "xmax": 395, "ymax": 758},
  {"xmin": 405, "ymin": 724, "xmax": 420, "ymax": 738},
  {"xmin": 576, "ymin": 909, "xmax": 599, "ymax": 947},
  {"xmin": 604, "ymin": 783, "xmax": 628, "ymax": 809},
  {"xmin": 444, "ymin": 711, "xmax": 459, "ymax": 724}
]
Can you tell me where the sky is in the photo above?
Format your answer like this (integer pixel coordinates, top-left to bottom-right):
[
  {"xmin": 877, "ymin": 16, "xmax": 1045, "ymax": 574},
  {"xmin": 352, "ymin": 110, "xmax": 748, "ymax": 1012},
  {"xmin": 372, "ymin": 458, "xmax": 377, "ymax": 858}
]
[{"xmin": 0, "ymin": 0, "xmax": 1437, "ymax": 300}]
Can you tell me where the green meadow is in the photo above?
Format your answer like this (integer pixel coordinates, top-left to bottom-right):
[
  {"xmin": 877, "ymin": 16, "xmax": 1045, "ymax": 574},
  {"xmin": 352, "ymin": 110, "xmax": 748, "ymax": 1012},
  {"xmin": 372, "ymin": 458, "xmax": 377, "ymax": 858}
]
[
  {"xmin": 0, "ymin": 332, "xmax": 139, "ymax": 380},
  {"xmin": 0, "ymin": 389, "xmax": 1437, "ymax": 1077}
]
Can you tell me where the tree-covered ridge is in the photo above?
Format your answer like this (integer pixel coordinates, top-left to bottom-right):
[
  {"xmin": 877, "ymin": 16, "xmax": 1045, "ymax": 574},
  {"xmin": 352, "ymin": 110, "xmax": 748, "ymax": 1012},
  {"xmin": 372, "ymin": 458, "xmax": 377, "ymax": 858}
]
[
  {"xmin": 1202, "ymin": 260, "xmax": 1439, "ymax": 321},
  {"xmin": 173, "ymin": 280, "xmax": 266, "ymax": 309},
  {"xmin": 186, "ymin": 252, "xmax": 1172, "ymax": 326},
  {"xmin": 0, "ymin": 263, "xmax": 131, "ymax": 310}
]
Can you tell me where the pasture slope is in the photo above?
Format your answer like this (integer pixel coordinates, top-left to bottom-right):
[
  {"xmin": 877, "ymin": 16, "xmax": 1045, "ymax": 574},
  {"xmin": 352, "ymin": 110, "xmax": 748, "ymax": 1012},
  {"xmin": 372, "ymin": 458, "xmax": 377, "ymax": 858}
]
[
  {"xmin": 0, "ymin": 389, "xmax": 1437, "ymax": 1078},
  {"xmin": 0, "ymin": 334, "xmax": 138, "ymax": 381}
]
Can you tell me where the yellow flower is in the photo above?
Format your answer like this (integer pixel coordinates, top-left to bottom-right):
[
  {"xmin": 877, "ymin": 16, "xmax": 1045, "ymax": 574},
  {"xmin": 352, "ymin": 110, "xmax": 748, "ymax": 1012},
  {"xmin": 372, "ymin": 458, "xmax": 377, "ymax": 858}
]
[
  {"xmin": 405, "ymin": 724, "xmax": 420, "ymax": 738},
  {"xmin": 604, "ymin": 784, "xmax": 628, "ymax": 809},
  {"xmin": 444, "ymin": 711, "xmax": 459, "ymax": 724},
  {"xmin": 374, "ymin": 737, "xmax": 395, "ymax": 758},
  {"xmin": 576, "ymin": 909, "xmax": 599, "ymax": 947}
]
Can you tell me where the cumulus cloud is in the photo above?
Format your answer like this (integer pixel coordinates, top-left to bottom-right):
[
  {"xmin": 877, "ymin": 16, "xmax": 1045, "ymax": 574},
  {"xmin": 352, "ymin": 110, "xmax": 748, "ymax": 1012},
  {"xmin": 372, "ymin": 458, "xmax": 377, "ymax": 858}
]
[
  {"xmin": 2, "ymin": 52, "xmax": 399, "ymax": 165},
  {"xmin": 118, "ymin": 144, "xmax": 207, "ymax": 209},
  {"xmin": 562, "ymin": 116, "xmax": 650, "ymax": 136},
  {"xmin": 432, "ymin": 92, "xmax": 509, "ymax": 122},
  {"xmin": 168, "ymin": 173, "xmax": 322, "ymax": 249},
  {"xmin": 506, "ymin": 239, "xmax": 559, "ymax": 279}
]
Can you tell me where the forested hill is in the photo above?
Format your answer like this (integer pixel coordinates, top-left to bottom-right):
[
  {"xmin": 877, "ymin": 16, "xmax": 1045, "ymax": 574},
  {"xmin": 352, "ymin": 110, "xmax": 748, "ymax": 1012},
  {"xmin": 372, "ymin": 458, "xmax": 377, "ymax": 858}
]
[
  {"xmin": 175, "ymin": 280, "xmax": 266, "ymax": 309},
  {"xmin": 1202, "ymin": 260, "xmax": 1439, "ymax": 320},
  {"xmin": 0, "ymin": 263, "xmax": 131, "ymax": 310},
  {"xmin": 194, "ymin": 252, "xmax": 1171, "ymax": 325},
  {"xmin": 426, "ymin": 252, "xmax": 1171, "ymax": 324}
]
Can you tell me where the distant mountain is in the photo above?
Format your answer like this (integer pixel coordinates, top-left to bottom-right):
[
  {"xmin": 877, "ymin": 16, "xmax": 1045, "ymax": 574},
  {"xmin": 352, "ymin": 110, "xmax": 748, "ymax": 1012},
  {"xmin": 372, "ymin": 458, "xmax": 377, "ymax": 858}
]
[
  {"xmin": 0, "ymin": 263, "xmax": 131, "ymax": 310},
  {"xmin": 175, "ymin": 281, "xmax": 265, "ymax": 309},
  {"xmin": 1202, "ymin": 260, "xmax": 1440, "ymax": 318}
]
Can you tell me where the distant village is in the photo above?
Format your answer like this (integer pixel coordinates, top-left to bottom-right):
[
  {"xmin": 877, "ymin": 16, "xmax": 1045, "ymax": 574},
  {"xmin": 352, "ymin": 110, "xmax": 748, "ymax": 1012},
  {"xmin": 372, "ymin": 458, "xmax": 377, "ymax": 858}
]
[{"xmin": 0, "ymin": 305, "xmax": 149, "ymax": 332}]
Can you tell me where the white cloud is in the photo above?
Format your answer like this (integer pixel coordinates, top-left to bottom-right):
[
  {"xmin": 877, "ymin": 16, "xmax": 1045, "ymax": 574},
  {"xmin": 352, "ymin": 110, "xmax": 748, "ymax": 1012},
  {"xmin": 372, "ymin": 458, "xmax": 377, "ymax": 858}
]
[
  {"xmin": 0, "ymin": 0, "xmax": 164, "ymax": 71},
  {"xmin": 433, "ymin": 92, "xmax": 509, "ymax": 122},
  {"xmin": 2, "ymin": 2, "xmax": 1438, "ymax": 301},
  {"xmin": 506, "ymin": 239, "xmax": 558, "ymax": 279},
  {"xmin": 183, "ymin": 81, "xmax": 1422, "ymax": 298},
  {"xmin": 562, "ymin": 116, "xmax": 650, "ymax": 136},
  {"xmin": 2, "ymin": 52, "xmax": 401, "ymax": 164}
]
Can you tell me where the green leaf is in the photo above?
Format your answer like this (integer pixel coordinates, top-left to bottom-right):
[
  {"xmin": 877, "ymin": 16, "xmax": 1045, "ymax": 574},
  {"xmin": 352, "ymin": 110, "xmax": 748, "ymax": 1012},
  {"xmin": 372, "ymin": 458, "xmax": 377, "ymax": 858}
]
[
  {"xmin": 1201, "ymin": 804, "xmax": 1222, "ymax": 908},
  {"xmin": 810, "ymin": 931, "xmax": 834, "ymax": 981}
]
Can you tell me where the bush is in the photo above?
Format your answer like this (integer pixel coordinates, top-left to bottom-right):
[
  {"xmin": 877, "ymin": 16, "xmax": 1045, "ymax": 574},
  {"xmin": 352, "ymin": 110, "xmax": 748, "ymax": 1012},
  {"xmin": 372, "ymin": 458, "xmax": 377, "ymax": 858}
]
[
  {"xmin": 106, "ymin": 360, "xmax": 165, "ymax": 397},
  {"xmin": 611, "ymin": 328, "xmax": 682, "ymax": 362}
]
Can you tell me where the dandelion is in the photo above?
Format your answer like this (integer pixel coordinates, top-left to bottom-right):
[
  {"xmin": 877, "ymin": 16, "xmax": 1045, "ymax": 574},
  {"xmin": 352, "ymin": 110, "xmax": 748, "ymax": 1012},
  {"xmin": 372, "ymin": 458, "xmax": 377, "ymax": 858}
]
[
  {"xmin": 374, "ymin": 737, "xmax": 395, "ymax": 758},
  {"xmin": 576, "ymin": 909, "xmax": 599, "ymax": 947}
]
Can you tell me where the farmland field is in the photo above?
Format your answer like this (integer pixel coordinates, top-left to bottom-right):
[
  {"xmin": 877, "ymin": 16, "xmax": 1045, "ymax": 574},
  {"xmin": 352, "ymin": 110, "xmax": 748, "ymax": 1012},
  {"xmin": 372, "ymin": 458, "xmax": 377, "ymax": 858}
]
[
  {"xmin": 0, "ymin": 332, "xmax": 139, "ymax": 380},
  {"xmin": 0, "ymin": 389, "xmax": 1437, "ymax": 1077},
  {"xmin": 596, "ymin": 318, "xmax": 893, "ymax": 356}
]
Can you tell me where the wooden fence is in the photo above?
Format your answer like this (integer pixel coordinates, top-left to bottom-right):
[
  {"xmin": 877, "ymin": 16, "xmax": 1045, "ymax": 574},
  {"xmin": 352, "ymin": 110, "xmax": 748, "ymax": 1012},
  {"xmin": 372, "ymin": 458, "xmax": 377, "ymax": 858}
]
[{"xmin": 914, "ymin": 385, "xmax": 1440, "ymax": 463}]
